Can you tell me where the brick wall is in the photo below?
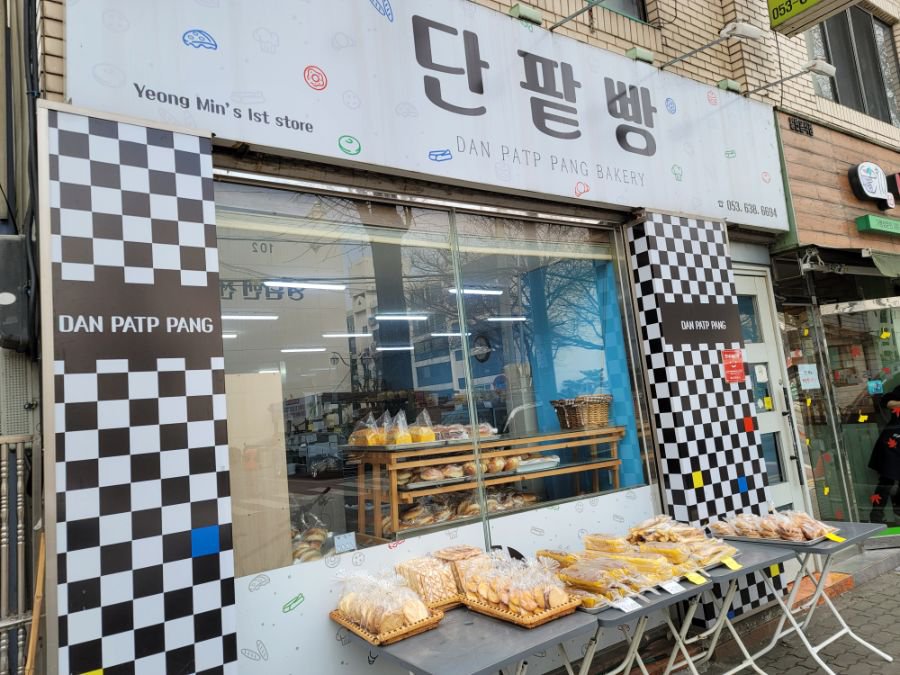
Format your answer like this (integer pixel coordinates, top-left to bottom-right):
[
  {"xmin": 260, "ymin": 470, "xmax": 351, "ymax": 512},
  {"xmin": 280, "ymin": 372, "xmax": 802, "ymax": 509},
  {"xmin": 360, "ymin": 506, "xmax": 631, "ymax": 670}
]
[{"xmin": 779, "ymin": 111, "xmax": 900, "ymax": 251}]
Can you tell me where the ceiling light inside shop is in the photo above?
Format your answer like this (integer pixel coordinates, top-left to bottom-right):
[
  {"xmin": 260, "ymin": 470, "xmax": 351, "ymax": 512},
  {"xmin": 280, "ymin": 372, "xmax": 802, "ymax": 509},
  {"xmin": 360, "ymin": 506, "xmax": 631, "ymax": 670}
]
[
  {"xmin": 281, "ymin": 347, "xmax": 328, "ymax": 353},
  {"xmin": 222, "ymin": 333, "xmax": 238, "ymax": 339},
  {"xmin": 258, "ymin": 368, "xmax": 280, "ymax": 374},
  {"xmin": 448, "ymin": 288, "xmax": 504, "ymax": 296},
  {"xmin": 375, "ymin": 314, "xmax": 428, "ymax": 321},
  {"xmin": 376, "ymin": 346, "xmax": 414, "ymax": 351},
  {"xmin": 431, "ymin": 332, "xmax": 473, "ymax": 337},
  {"xmin": 488, "ymin": 316, "xmax": 527, "ymax": 322},
  {"xmin": 322, "ymin": 332, "xmax": 372, "ymax": 338},
  {"xmin": 264, "ymin": 280, "xmax": 346, "ymax": 291},
  {"xmin": 222, "ymin": 314, "xmax": 279, "ymax": 320}
]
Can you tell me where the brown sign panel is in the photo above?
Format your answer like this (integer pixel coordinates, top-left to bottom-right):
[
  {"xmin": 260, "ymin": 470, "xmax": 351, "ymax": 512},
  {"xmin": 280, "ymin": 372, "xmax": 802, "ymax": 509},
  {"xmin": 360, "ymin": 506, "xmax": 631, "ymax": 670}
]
[{"xmin": 658, "ymin": 298, "xmax": 743, "ymax": 346}]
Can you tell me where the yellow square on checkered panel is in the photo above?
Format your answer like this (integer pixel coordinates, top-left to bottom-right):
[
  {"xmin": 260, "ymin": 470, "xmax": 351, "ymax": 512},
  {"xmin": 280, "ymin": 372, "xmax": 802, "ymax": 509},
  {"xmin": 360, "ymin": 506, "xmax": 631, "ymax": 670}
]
[
  {"xmin": 692, "ymin": 471, "xmax": 704, "ymax": 489},
  {"xmin": 82, "ymin": 670, "xmax": 103, "ymax": 675}
]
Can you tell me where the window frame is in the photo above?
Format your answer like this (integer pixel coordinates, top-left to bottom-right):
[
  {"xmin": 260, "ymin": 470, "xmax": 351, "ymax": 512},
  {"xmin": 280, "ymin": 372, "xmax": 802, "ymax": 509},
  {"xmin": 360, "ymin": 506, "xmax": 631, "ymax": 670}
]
[{"xmin": 809, "ymin": 8, "xmax": 900, "ymax": 126}]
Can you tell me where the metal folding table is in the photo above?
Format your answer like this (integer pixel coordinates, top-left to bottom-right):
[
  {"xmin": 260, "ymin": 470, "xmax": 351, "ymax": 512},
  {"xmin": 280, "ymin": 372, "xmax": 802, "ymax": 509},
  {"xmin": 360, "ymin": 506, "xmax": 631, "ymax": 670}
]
[
  {"xmin": 354, "ymin": 577, "xmax": 713, "ymax": 675},
  {"xmin": 351, "ymin": 608, "xmax": 598, "ymax": 675},
  {"xmin": 746, "ymin": 521, "xmax": 893, "ymax": 675},
  {"xmin": 660, "ymin": 541, "xmax": 796, "ymax": 675},
  {"xmin": 585, "ymin": 578, "xmax": 712, "ymax": 675}
]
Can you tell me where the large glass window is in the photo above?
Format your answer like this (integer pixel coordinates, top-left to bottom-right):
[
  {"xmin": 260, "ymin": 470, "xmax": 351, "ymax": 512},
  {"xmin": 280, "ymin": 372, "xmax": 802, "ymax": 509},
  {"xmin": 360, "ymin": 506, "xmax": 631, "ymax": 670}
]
[
  {"xmin": 806, "ymin": 10, "xmax": 900, "ymax": 126},
  {"xmin": 215, "ymin": 182, "xmax": 648, "ymax": 576}
]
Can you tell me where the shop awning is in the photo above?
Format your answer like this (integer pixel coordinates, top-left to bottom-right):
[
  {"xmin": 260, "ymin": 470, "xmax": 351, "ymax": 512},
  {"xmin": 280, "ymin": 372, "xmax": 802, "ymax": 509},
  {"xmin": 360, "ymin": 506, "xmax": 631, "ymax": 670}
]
[{"xmin": 871, "ymin": 251, "xmax": 900, "ymax": 278}]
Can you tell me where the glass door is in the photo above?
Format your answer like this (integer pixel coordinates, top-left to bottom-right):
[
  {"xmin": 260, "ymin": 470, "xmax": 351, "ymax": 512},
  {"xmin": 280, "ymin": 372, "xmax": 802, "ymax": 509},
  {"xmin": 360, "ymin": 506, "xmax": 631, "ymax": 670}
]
[
  {"xmin": 819, "ymin": 297, "xmax": 900, "ymax": 526},
  {"xmin": 735, "ymin": 270, "xmax": 810, "ymax": 512}
]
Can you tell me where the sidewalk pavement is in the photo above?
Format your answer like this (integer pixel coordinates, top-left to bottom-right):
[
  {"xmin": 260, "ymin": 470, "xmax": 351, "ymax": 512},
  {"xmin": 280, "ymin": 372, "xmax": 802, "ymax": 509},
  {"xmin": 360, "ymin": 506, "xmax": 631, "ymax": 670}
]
[{"xmin": 707, "ymin": 569, "xmax": 900, "ymax": 674}]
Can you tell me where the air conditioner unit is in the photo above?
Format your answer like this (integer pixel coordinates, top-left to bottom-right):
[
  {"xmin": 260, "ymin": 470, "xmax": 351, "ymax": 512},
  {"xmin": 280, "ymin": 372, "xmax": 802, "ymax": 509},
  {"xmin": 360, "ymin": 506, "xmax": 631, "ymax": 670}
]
[{"xmin": 0, "ymin": 347, "xmax": 37, "ymax": 436}]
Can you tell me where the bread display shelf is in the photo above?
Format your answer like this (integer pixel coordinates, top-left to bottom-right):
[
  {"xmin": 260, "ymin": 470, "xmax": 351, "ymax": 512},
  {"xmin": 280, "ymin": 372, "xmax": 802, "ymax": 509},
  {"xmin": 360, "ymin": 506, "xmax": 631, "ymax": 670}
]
[
  {"xmin": 354, "ymin": 426, "xmax": 625, "ymax": 538},
  {"xmin": 461, "ymin": 595, "xmax": 582, "ymax": 628},
  {"xmin": 329, "ymin": 608, "xmax": 444, "ymax": 646},
  {"xmin": 397, "ymin": 459, "xmax": 620, "ymax": 502},
  {"xmin": 342, "ymin": 436, "xmax": 501, "ymax": 453}
]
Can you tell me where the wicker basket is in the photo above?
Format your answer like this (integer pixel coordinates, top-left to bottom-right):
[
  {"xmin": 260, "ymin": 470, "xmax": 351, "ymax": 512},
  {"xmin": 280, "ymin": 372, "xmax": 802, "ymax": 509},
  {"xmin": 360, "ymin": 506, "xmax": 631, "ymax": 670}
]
[
  {"xmin": 461, "ymin": 595, "xmax": 582, "ymax": 628},
  {"xmin": 329, "ymin": 608, "xmax": 444, "ymax": 646},
  {"xmin": 551, "ymin": 395, "xmax": 612, "ymax": 430}
]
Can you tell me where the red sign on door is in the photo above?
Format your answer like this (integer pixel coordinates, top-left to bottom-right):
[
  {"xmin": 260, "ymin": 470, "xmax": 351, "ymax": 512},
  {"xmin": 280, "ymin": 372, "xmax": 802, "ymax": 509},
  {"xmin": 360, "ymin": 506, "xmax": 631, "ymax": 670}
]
[{"xmin": 722, "ymin": 349, "xmax": 745, "ymax": 383}]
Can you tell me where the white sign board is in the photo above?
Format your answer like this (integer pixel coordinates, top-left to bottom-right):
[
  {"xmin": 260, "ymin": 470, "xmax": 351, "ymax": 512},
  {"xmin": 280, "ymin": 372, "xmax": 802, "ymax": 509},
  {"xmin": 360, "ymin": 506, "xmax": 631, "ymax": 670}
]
[
  {"xmin": 798, "ymin": 363, "xmax": 821, "ymax": 391},
  {"xmin": 66, "ymin": 0, "xmax": 788, "ymax": 231}
]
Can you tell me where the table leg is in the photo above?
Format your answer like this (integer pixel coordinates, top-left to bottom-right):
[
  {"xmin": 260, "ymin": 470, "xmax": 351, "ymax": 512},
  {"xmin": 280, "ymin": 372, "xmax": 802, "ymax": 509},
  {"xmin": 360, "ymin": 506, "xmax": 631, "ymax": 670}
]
[
  {"xmin": 373, "ymin": 463, "xmax": 383, "ymax": 538},
  {"xmin": 615, "ymin": 615, "xmax": 649, "ymax": 675},
  {"xmin": 813, "ymin": 586, "xmax": 893, "ymax": 662},
  {"xmin": 692, "ymin": 581, "xmax": 737, "ymax": 666},
  {"xmin": 620, "ymin": 620, "xmax": 651, "ymax": 675},
  {"xmin": 557, "ymin": 642, "xmax": 576, "ymax": 675},
  {"xmin": 357, "ymin": 460, "xmax": 366, "ymax": 535},
  {"xmin": 753, "ymin": 552, "xmax": 813, "ymax": 659},
  {"xmin": 799, "ymin": 552, "xmax": 834, "ymax": 630},
  {"xmin": 577, "ymin": 624, "xmax": 603, "ymax": 675},
  {"xmin": 761, "ymin": 574, "xmax": 838, "ymax": 675},
  {"xmin": 661, "ymin": 614, "xmax": 700, "ymax": 675},
  {"xmin": 661, "ymin": 591, "xmax": 705, "ymax": 675},
  {"xmin": 612, "ymin": 441, "xmax": 620, "ymax": 489},
  {"xmin": 389, "ymin": 463, "xmax": 400, "ymax": 539}
]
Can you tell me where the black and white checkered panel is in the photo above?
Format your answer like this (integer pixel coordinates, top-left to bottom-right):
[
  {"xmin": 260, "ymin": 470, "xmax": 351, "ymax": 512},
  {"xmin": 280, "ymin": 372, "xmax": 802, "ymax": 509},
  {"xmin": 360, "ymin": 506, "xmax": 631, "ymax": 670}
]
[
  {"xmin": 49, "ymin": 111, "xmax": 218, "ymax": 288},
  {"xmin": 628, "ymin": 212, "xmax": 781, "ymax": 621},
  {"xmin": 47, "ymin": 109, "xmax": 236, "ymax": 674},
  {"xmin": 54, "ymin": 357, "xmax": 235, "ymax": 675}
]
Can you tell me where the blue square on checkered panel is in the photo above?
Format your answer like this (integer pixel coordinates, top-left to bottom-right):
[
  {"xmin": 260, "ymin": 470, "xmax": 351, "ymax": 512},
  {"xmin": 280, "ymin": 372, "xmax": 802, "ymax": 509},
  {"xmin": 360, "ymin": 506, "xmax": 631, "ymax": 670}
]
[
  {"xmin": 191, "ymin": 525, "xmax": 220, "ymax": 557},
  {"xmin": 737, "ymin": 476, "xmax": 748, "ymax": 493}
]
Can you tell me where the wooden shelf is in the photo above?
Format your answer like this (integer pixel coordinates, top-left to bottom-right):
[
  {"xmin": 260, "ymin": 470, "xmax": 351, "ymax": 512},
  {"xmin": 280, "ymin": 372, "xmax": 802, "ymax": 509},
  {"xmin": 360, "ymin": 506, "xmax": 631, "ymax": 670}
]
[
  {"xmin": 396, "ymin": 458, "xmax": 620, "ymax": 502},
  {"xmin": 353, "ymin": 426, "xmax": 625, "ymax": 538}
]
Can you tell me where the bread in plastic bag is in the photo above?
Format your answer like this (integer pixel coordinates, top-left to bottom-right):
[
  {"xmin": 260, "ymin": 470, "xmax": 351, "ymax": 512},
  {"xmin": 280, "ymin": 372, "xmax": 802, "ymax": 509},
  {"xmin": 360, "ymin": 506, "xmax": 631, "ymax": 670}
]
[
  {"xmin": 387, "ymin": 410, "xmax": 413, "ymax": 446},
  {"xmin": 583, "ymin": 533, "xmax": 630, "ymax": 553},
  {"xmin": 337, "ymin": 573, "xmax": 430, "ymax": 635},
  {"xmin": 395, "ymin": 555, "xmax": 459, "ymax": 605},
  {"xmin": 348, "ymin": 413, "xmax": 378, "ymax": 446},
  {"xmin": 410, "ymin": 409, "xmax": 437, "ymax": 443}
]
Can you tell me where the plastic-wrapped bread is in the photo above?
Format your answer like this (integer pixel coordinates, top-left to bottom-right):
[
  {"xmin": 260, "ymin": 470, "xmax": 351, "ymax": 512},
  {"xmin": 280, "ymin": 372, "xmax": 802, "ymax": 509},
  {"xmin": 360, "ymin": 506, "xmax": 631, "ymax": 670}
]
[
  {"xmin": 583, "ymin": 533, "xmax": 630, "ymax": 553},
  {"xmin": 579, "ymin": 550, "xmax": 674, "ymax": 576},
  {"xmin": 732, "ymin": 514, "xmax": 764, "ymax": 538},
  {"xmin": 638, "ymin": 541, "xmax": 691, "ymax": 565},
  {"xmin": 456, "ymin": 551, "xmax": 571, "ymax": 616},
  {"xmin": 395, "ymin": 556, "xmax": 459, "ymax": 605},
  {"xmin": 431, "ymin": 544, "xmax": 484, "ymax": 562},
  {"xmin": 535, "ymin": 549, "xmax": 578, "ymax": 568},
  {"xmin": 708, "ymin": 520, "xmax": 736, "ymax": 536},
  {"xmin": 688, "ymin": 540, "xmax": 738, "ymax": 567},
  {"xmin": 628, "ymin": 517, "xmax": 706, "ymax": 543},
  {"xmin": 337, "ymin": 573, "xmax": 430, "ymax": 635}
]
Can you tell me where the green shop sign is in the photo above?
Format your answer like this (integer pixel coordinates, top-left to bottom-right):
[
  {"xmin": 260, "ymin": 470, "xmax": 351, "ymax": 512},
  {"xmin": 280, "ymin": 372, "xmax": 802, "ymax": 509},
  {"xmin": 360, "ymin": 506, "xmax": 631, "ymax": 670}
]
[{"xmin": 856, "ymin": 214, "xmax": 900, "ymax": 236}]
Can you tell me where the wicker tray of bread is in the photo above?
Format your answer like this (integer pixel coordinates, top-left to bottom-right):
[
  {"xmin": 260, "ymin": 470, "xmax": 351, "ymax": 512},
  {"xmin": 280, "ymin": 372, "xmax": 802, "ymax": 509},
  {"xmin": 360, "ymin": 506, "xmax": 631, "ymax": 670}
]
[
  {"xmin": 329, "ymin": 608, "xmax": 444, "ymax": 646},
  {"xmin": 427, "ymin": 594, "xmax": 464, "ymax": 612},
  {"xmin": 461, "ymin": 594, "xmax": 582, "ymax": 628}
]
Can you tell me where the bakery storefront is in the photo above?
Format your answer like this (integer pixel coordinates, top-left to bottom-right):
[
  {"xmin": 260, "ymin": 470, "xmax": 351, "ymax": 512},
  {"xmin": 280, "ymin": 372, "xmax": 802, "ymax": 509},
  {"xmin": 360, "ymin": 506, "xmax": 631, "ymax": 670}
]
[
  {"xmin": 772, "ymin": 111, "xmax": 900, "ymax": 529},
  {"xmin": 44, "ymin": 1, "xmax": 790, "ymax": 673}
]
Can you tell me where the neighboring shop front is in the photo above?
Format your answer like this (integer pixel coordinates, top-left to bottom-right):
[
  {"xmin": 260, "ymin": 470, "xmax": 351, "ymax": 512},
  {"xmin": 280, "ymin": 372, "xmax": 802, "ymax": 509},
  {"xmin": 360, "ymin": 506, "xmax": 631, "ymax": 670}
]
[
  {"xmin": 773, "ymin": 110, "xmax": 900, "ymax": 529},
  {"xmin": 43, "ymin": 1, "xmax": 790, "ymax": 673}
]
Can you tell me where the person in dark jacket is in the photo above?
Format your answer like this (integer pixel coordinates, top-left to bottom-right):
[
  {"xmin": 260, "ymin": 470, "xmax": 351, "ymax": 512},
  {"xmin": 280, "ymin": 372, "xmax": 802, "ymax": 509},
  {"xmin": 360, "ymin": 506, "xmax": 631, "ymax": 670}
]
[{"xmin": 869, "ymin": 384, "xmax": 900, "ymax": 524}]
